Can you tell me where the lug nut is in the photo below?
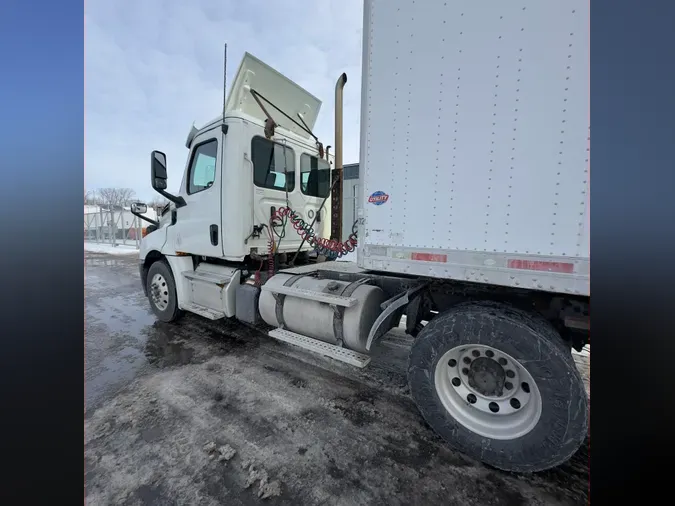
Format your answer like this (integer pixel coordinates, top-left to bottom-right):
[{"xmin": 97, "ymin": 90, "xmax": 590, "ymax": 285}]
[
  {"xmin": 472, "ymin": 350, "xmax": 480, "ymax": 357},
  {"xmin": 462, "ymin": 368, "xmax": 469, "ymax": 375},
  {"xmin": 498, "ymin": 357, "xmax": 507, "ymax": 366},
  {"xmin": 485, "ymin": 350, "xmax": 495, "ymax": 358},
  {"xmin": 505, "ymin": 382, "xmax": 513, "ymax": 390},
  {"xmin": 463, "ymin": 357, "xmax": 472, "ymax": 364},
  {"xmin": 506, "ymin": 370, "xmax": 515, "ymax": 378}
]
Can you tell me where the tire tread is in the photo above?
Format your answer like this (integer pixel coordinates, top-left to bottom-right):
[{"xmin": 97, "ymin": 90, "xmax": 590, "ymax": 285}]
[{"xmin": 407, "ymin": 301, "xmax": 588, "ymax": 472}]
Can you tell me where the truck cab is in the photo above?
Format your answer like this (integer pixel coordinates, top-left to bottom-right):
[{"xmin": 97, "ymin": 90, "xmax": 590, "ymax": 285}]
[{"xmin": 141, "ymin": 53, "xmax": 333, "ymax": 263}]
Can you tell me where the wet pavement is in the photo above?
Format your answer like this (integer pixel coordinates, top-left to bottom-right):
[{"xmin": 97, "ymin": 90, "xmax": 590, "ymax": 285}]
[
  {"xmin": 85, "ymin": 254, "xmax": 156, "ymax": 413},
  {"xmin": 85, "ymin": 252, "xmax": 590, "ymax": 506}
]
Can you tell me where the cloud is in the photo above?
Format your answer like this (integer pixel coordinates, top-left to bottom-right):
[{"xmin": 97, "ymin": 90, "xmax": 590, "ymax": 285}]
[{"xmin": 85, "ymin": 0, "xmax": 364, "ymax": 201}]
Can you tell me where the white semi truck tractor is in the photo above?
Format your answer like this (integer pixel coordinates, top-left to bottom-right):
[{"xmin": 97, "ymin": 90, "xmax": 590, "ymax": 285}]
[{"xmin": 132, "ymin": 0, "xmax": 589, "ymax": 472}]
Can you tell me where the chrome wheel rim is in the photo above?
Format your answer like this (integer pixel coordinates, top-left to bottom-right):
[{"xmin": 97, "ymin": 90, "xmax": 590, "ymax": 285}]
[
  {"xmin": 149, "ymin": 273, "xmax": 170, "ymax": 311},
  {"xmin": 434, "ymin": 344, "xmax": 542, "ymax": 440}
]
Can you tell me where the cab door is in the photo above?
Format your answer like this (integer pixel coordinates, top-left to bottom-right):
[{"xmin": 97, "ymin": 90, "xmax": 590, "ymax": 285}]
[{"xmin": 175, "ymin": 128, "xmax": 223, "ymax": 257}]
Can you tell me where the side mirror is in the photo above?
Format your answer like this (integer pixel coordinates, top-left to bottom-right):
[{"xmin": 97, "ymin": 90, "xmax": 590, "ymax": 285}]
[
  {"xmin": 151, "ymin": 151, "xmax": 168, "ymax": 191},
  {"xmin": 131, "ymin": 202, "xmax": 148, "ymax": 214},
  {"xmin": 130, "ymin": 201, "xmax": 158, "ymax": 227},
  {"xmin": 149, "ymin": 150, "xmax": 186, "ymax": 207}
]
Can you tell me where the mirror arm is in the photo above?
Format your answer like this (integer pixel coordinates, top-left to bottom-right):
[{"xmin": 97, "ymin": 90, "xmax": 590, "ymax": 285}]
[
  {"xmin": 154, "ymin": 188, "xmax": 186, "ymax": 208},
  {"xmin": 130, "ymin": 209, "xmax": 159, "ymax": 227}
]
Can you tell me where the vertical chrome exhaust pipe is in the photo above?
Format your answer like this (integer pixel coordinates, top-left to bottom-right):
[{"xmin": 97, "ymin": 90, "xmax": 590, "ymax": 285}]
[
  {"xmin": 335, "ymin": 73, "xmax": 347, "ymax": 174},
  {"xmin": 331, "ymin": 73, "xmax": 348, "ymax": 242}
]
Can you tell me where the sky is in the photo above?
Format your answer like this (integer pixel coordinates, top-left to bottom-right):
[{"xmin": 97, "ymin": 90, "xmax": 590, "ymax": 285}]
[{"xmin": 85, "ymin": 0, "xmax": 364, "ymax": 202}]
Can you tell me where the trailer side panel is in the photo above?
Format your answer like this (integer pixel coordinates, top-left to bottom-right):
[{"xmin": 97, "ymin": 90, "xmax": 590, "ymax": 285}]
[{"xmin": 358, "ymin": 0, "xmax": 590, "ymax": 296}]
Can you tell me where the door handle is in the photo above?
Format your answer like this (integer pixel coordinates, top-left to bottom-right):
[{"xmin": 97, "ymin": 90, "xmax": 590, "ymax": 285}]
[{"xmin": 210, "ymin": 225, "xmax": 219, "ymax": 246}]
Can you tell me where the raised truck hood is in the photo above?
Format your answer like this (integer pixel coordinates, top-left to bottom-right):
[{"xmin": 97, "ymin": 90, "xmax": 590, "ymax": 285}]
[{"xmin": 225, "ymin": 52, "xmax": 322, "ymax": 140}]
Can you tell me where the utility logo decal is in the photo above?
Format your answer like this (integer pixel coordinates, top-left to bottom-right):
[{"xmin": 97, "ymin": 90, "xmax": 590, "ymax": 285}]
[{"xmin": 368, "ymin": 191, "xmax": 389, "ymax": 205}]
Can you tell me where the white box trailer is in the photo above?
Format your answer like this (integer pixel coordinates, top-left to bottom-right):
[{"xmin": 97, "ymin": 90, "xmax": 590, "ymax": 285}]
[
  {"xmin": 134, "ymin": 0, "xmax": 589, "ymax": 474},
  {"xmin": 358, "ymin": 0, "xmax": 589, "ymax": 296}
]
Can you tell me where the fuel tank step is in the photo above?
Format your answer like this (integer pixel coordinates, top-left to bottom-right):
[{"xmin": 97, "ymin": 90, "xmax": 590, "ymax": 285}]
[{"xmin": 268, "ymin": 328, "xmax": 371, "ymax": 368}]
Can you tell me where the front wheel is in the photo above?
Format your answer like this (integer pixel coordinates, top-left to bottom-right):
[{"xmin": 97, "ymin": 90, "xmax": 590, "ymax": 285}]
[
  {"xmin": 146, "ymin": 261, "xmax": 182, "ymax": 323},
  {"xmin": 408, "ymin": 301, "xmax": 588, "ymax": 472}
]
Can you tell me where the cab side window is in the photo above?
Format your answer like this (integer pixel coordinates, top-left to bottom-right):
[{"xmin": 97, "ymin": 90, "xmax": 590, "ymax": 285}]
[
  {"xmin": 252, "ymin": 136, "xmax": 296, "ymax": 192},
  {"xmin": 300, "ymin": 153, "xmax": 331, "ymax": 198},
  {"xmin": 187, "ymin": 139, "xmax": 218, "ymax": 194}
]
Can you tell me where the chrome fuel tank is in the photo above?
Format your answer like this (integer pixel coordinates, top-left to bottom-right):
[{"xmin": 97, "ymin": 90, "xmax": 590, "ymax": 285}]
[{"xmin": 259, "ymin": 273, "xmax": 386, "ymax": 354}]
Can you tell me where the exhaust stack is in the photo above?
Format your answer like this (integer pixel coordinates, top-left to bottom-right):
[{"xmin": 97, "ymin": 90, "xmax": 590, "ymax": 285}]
[{"xmin": 330, "ymin": 73, "xmax": 347, "ymax": 242}]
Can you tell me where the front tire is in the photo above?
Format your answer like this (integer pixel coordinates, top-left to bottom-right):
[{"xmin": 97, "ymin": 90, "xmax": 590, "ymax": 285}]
[
  {"xmin": 408, "ymin": 301, "xmax": 588, "ymax": 472},
  {"xmin": 146, "ymin": 261, "xmax": 182, "ymax": 323}
]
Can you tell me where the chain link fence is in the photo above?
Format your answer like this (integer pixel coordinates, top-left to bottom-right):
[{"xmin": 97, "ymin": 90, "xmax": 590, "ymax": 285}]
[{"xmin": 84, "ymin": 207, "xmax": 145, "ymax": 249}]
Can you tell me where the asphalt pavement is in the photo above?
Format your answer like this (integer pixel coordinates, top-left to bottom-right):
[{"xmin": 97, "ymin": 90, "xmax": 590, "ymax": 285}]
[{"xmin": 85, "ymin": 251, "xmax": 589, "ymax": 506}]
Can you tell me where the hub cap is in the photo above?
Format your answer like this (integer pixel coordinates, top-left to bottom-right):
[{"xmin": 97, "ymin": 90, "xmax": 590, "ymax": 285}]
[
  {"xmin": 434, "ymin": 344, "xmax": 542, "ymax": 440},
  {"xmin": 150, "ymin": 273, "xmax": 170, "ymax": 311}
]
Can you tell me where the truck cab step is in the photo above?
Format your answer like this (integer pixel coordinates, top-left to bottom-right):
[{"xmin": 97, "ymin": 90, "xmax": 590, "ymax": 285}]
[
  {"xmin": 260, "ymin": 285, "xmax": 358, "ymax": 307},
  {"xmin": 182, "ymin": 302, "xmax": 226, "ymax": 320},
  {"xmin": 268, "ymin": 328, "xmax": 371, "ymax": 368}
]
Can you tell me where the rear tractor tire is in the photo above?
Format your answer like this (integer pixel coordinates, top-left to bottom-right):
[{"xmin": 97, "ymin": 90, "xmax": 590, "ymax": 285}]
[
  {"xmin": 407, "ymin": 301, "xmax": 588, "ymax": 473},
  {"xmin": 146, "ymin": 261, "xmax": 183, "ymax": 323}
]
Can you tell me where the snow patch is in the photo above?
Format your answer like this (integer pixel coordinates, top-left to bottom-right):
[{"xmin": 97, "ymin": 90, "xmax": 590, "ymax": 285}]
[
  {"xmin": 203, "ymin": 442, "xmax": 237, "ymax": 463},
  {"xmin": 217, "ymin": 444, "xmax": 237, "ymax": 462},
  {"xmin": 85, "ymin": 241, "xmax": 139, "ymax": 256},
  {"xmin": 242, "ymin": 460, "xmax": 282, "ymax": 499}
]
